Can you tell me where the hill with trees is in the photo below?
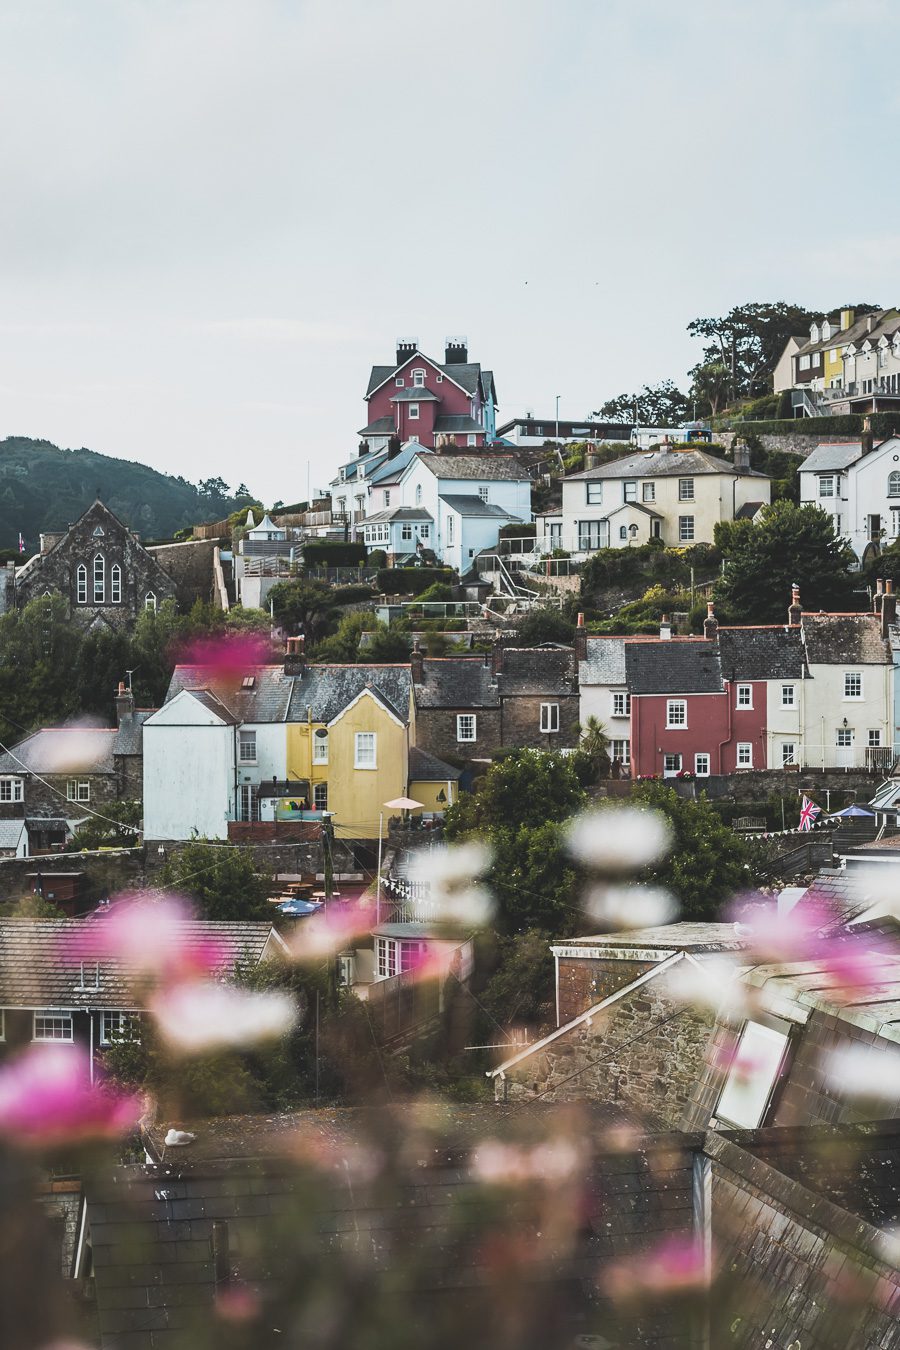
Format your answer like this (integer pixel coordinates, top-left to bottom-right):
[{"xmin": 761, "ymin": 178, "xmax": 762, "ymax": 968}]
[{"xmin": 0, "ymin": 437, "xmax": 255, "ymax": 548}]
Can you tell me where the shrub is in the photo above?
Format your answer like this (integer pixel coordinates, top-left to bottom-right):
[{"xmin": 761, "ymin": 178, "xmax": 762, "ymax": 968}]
[
  {"xmin": 377, "ymin": 567, "xmax": 455, "ymax": 596},
  {"xmin": 302, "ymin": 539, "xmax": 367, "ymax": 568}
]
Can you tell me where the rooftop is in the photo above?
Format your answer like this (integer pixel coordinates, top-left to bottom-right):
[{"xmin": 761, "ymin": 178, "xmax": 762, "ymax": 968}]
[
  {"xmin": 717, "ymin": 626, "xmax": 808, "ymax": 681},
  {"xmin": 566, "ymin": 446, "xmax": 769, "ymax": 481},
  {"xmin": 801, "ymin": 613, "xmax": 891, "ymax": 665},
  {"xmin": 625, "ymin": 638, "xmax": 722, "ymax": 695}
]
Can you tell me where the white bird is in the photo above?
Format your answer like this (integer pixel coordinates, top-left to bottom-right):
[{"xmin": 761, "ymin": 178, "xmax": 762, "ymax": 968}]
[{"xmin": 164, "ymin": 1128, "xmax": 197, "ymax": 1147}]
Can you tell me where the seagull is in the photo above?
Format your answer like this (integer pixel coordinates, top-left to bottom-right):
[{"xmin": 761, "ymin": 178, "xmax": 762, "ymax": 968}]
[{"xmin": 164, "ymin": 1128, "xmax": 197, "ymax": 1147}]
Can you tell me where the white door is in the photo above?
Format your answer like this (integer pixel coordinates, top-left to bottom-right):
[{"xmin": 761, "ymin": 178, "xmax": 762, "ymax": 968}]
[{"xmin": 835, "ymin": 728, "xmax": 854, "ymax": 768}]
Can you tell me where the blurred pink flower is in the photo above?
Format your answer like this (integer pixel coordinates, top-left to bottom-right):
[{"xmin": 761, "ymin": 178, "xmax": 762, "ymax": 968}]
[
  {"xmin": 286, "ymin": 900, "xmax": 377, "ymax": 962},
  {"xmin": 215, "ymin": 1283, "xmax": 261, "ymax": 1323},
  {"xmin": 0, "ymin": 1046, "xmax": 141, "ymax": 1149},
  {"xmin": 178, "ymin": 633, "xmax": 271, "ymax": 675},
  {"xmin": 471, "ymin": 1138, "xmax": 582, "ymax": 1186},
  {"xmin": 149, "ymin": 980, "xmax": 297, "ymax": 1056},
  {"xmin": 602, "ymin": 1234, "xmax": 709, "ymax": 1301},
  {"xmin": 68, "ymin": 895, "xmax": 234, "ymax": 986}
]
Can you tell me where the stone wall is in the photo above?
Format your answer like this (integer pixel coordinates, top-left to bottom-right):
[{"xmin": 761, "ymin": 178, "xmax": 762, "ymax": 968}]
[
  {"xmin": 717, "ymin": 428, "xmax": 859, "ymax": 460},
  {"xmin": 147, "ymin": 538, "xmax": 217, "ymax": 610},
  {"xmin": 0, "ymin": 848, "xmax": 144, "ymax": 905},
  {"xmin": 557, "ymin": 953, "xmax": 657, "ymax": 1024},
  {"xmin": 36, "ymin": 1180, "xmax": 82, "ymax": 1277},
  {"xmin": 496, "ymin": 964, "xmax": 716, "ymax": 1129},
  {"xmin": 500, "ymin": 692, "xmax": 581, "ymax": 750},
  {"xmin": 413, "ymin": 706, "xmax": 503, "ymax": 763}
]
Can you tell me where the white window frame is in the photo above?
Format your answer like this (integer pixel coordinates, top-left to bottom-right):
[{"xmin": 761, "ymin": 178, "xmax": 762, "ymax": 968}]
[
  {"xmin": 836, "ymin": 727, "xmax": 854, "ymax": 748},
  {"xmin": 313, "ymin": 729, "xmax": 329, "ymax": 764},
  {"xmin": 145, "ymin": 592, "xmax": 157, "ymax": 613},
  {"xmin": 93, "ymin": 553, "xmax": 105, "ymax": 604},
  {"xmin": 642, "ymin": 482, "xmax": 655, "ymax": 502},
  {"xmin": 456, "ymin": 714, "xmax": 477, "ymax": 743},
  {"xmin": 100, "ymin": 1011, "xmax": 139, "ymax": 1046},
  {"xmin": 409, "ymin": 402, "xmax": 420, "ymax": 420},
  {"xmin": 663, "ymin": 752, "xmax": 682, "ymax": 776},
  {"xmin": 586, "ymin": 482, "xmax": 603, "ymax": 505},
  {"xmin": 395, "ymin": 377, "xmax": 404, "ymax": 387},
  {"xmin": 781, "ymin": 742, "xmax": 796, "ymax": 766},
  {"xmin": 33, "ymin": 1010, "xmax": 74, "ymax": 1042},
  {"xmin": 781, "ymin": 684, "xmax": 795, "ymax": 707},
  {"xmin": 666, "ymin": 699, "xmax": 687, "ymax": 729},
  {"xmin": 818, "ymin": 475, "xmax": 835, "ymax": 498},
  {"xmin": 401, "ymin": 523, "xmax": 412, "ymax": 541},
  {"xmin": 888, "ymin": 471, "xmax": 900, "ymax": 498},
  {"xmin": 844, "ymin": 672, "xmax": 863, "ymax": 699},
  {"xmin": 110, "ymin": 564, "xmax": 122, "ymax": 604},
  {"xmin": 678, "ymin": 515, "xmax": 695, "ymax": 542},
  {"xmin": 540, "ymin": 702, "xmax": 560, "ymax": 733},
  {"xmin": 76, "ymin": 564, "xmax": 87, "ymax": 604},
  {"xmin": 415, "ymin": 484, "xmax": 423, "ymax": 505},
  {"xmin": 419, "ymin": 524, "xmax": 430, "ymax": 540},
  {"xmin": 313, "ymin": 782, "xmax": 328, "ymax": 810},
  {"xmin": 412, "ymin": 369, "xmax": 425, "ymax": 387},
  {"xmin": 467, "ymin": 435, "xmax": 477, "ymax": 446},
  {"xmin": 237, "ymin": 783, "xmax": 259, "ymax": 822},
  {"xmin": 736, "ymin": 684, "xmax": 753, "ymax": 709},
  {"xmin": 383, "ymin": 490, "xmax": 391, "ymax": 507},
  {"xmin": 678, "ymin": 478, "xmax": 695, "ymax": 501},
  {"xmin": 354, "ymin": 732, "xmax": 377, "ymax": 769},
  {"xmin": 868, "ymin": 729, "xmax": 882, "ymax": 747},
  {"xmin": 376, "ymin": 937, "xmax": 397, "ymax": 979},
  {"xmin": 446, "ymin": 516, "xmax": 454, "ymax": 543},
  {"xmin": 478, "ymin": 486, "xmax": 490, "ymax": 502},
  {"xmin": 715, "ymin": 1019, "xmax": 790, "ymax": 1129},
  {"xmin": 67, "ymin": 780, "xmax": 91, "ymax": 803},
  {"xmin": 238, "ymin": 729, "xmax": 257, "ymax": 764},
  {"xmin": 623, "ymin": 480, "xmax": 637, "ymax": 502},
  {"xmin": 610, "ymin": 738, "xmax": 630, "ymax": 766},
  {"xmin": 694, "ymin": 753, "xmax": 710, "ymax": 777},
  {"xmin": 611, "ymin": 691, "xmax": 630, "ymax": 718},
  {"xmin": 0, "ymin": 778, "xmax": 23, "ymax": 803},
  {"xmin": 736, "ymin": 742, "xmax": 753, "ymax": 768}
]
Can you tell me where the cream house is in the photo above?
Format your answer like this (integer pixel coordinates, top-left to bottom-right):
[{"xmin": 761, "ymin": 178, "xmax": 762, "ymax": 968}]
[{"xmin": 536, "ymin": 443, "xmax": 770, "ymax": 555}]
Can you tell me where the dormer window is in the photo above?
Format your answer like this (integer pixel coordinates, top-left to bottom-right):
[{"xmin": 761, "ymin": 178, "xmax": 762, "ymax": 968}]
[
  {"xmin": 810, "ymin": 323, "xmax": 820, "ymax": 343},
  {"xmin": 715, "ymin": 1018, "xmax": 791, "ymax": 1129}
]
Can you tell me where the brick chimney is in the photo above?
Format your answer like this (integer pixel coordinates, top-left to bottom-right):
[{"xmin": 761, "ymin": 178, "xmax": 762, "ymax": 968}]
[
  {"xmin": 874, "ymin": 577, "xmax": 884, "ymax": 615},
  {"xmin": 410, "ymin": 642, "xmax": 424, "ymax": 684},
  {"xmin": 861, "ymin": 414, "xmax": 875, "ymax": 455},
  {"xmin": 491, "ymin": 631, "xmax": 505, "ymax": 677},
  {"xmin": 396, "ymin": 337, "xmax": 417, "ymax": 367},
  {"xmin": 788, "ymin": 583, "xmax": 802, "ymax": 626},
  {"xmin": 733, "ymin": 441, "xmax": 751, "ymax": 473},
  {"xmin": 703, "ymin": 602, "xmax": 718, "ymax": 640},
  {"xmin": 882, "ymin": 578, "xmax": 897, "ymax": 637},
  {"xmin": 284, "ymin": 635, "xmax": 305, "ymax": 676},
  {"xmin": 574, "ymin": 612, "xmax": 587, "ymax": 662},
  {"xmin": 659, "ymin": 615, "xmax": 673, "ymax": 640},
  {"xmin": 444, "ymin": 337, "xmax": 468, "ymax": 365},
  {"xmin": 114, "ymin": 681, "xmax": 134, "ymax": 724}
]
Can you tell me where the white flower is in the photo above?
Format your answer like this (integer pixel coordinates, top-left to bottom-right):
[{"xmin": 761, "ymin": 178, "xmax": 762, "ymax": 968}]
[
  {"xmin": 822, "ymin": 1043, "xmax": 900, "ymax": 1101},
  {"xmin": 565, "ymin": 807, "xmax": 672, "ymax": 872},
  {"xmin": 149, "ymin": 981, "xmax": 297, "ymax": 1056},
  {"xmin": 406, "ymin": 842, "xmax": 496, "ymax": 926},
  {"xmin": 583, "ymin": 884, "xmax": 678, "ymax": 930},
  {"xmin": 665, "ymin": 956, "xmax": 751, "ymax": 1017}
]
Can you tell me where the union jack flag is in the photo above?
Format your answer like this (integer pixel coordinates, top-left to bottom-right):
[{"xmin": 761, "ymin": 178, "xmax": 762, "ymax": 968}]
[{"xmin": 798, "ymin": 795, "xmax": 821, "ymax": 832}]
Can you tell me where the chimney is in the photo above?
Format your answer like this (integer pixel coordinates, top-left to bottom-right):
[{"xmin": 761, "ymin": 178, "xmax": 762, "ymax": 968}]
[
  {"xmin": 874, "ymin": 577, "xmax": 884, "ymax": 615},
  {"xmin": 410, "ymin": 641, "xmax": 424, "ymax": 684},
  {"xmin": 284, "ymin": 635, "xmax": 305, "ymax": 676},
  {"xmin": 491, "ymin": 631, "xmax": 504, "ymax": 677},
  {"xmin": 703, "ymin": 602, "xmax": 718, "ymax": 640},
  {"xmin": 444, "ymin": 337, "xmax": 468, "ymax": 365},
  {"xmin": 867, "ymin": 314, "xmax": 877, "ymax": 334},
  {"xmin": 882, "ymin": 578, "xmax": 897, "ymax": 637},
  {"xmin": 114, "ymin": 681, "xmax": 134, "ymax": 724},
  {"xmin": 584, "ymin": 451, "xmax": 598, "ymax": 471},
  {"xmin": 396, "ymin": 337, "xmax": 417, "ymax": 367},
  {"xmin": 861, "ymin": 414, "xmax": 874, "ymax": 455},
  {"xmin": 659, "ymin": 615, "xmax": 673, "ymax": 640},
  {"xmin": 840, "ymin": 308, "xmax": 855, "ymax": 332},
  {"xmin": 387, "ymin": 435, "xmax": 402, "ymax": 460},
  {"xmin": 574, "ymin": 612, "xmax": 587, "ymax": 663},
  {"xmin": 733, "ymin": 440, "xmax": 751, "ymax": 473},
  {"xmin": 788, "ymin": 584, "xmax": 802, "ymax": 626},
  {"xmin": 358, "ymin": 441, "xmax": 369, "ymax": 457}
]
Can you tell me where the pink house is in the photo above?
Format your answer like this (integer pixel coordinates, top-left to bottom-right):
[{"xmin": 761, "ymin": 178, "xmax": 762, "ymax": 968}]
[{"xmin": 360, "ymin": 338, "xmax": 498, "ymax": 452}]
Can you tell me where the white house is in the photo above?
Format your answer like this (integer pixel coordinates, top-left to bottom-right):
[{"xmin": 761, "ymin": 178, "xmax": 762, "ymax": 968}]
[
  {"xmin": 799, "ymin": 611, "xmax": 894, "ymax": 771},
  {"xmin": 799, "ymin": 434, "xmax": 900, "ymax": 562},
  {"xmin": 143, "ymin": 689, "xmax": 241, "ymax": 840},
  {"xmin": 576, "ymin": 634, "xmax": 633, "ymax": 771}
]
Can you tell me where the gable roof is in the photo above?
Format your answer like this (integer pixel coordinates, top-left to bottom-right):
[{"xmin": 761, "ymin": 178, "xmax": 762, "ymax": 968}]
[
  {"xmin": 408, "ymin": 746, "xmax": 463, "ymax": 782},
  {"xmin": 717, "ymin": 626, "xmax": 808, "ymax": 681},
  {"xmin": 801, "ymin": 614, "xmax": 891, "ymax": 665},
  {"xmin": 366, "ymin": 350, "xmax": 481, "ymax": 401},
  {"xmin": 420, "ymin": 455, "xmax": 529, "ymax": 482},
  {"xmin": 438, "ymin": 494, "xmax": 517, "ymax": 519},
  {"xmin": 625, "ymin": 639, "xmax": 723, "ymax": 695},
  {"xmin": 413, "ymin": 658, "xmax": 499, "ymax": 709},
  {"xmin": 579, "ymin": 636, "xmax": 628, "ymax": 686},
  {"xmin": 325, "ymin": 684, "xmax": 406, "ymax": 729},
  {"xmin": 498, "ymin": 646, "xmax": 576, "ymax": 695},
  {"xmin": 366, "ymin": 442, "xmax": 433, "ymax": 485},
  {"xmin": 567, "ymin": 447, "xmax": 769, "ymax": 481},
  {"xmin": 0, "ymin": 821, "xmax": 25, "ymax": 850},
  {"xmin": 286, "ymin": 664, "xmax": 411, "ymax": 724}
]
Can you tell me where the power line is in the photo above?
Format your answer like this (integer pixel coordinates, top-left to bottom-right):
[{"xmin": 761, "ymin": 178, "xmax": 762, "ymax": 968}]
[{"xmin": 0, "ymin": 733, "xmax": 142, "ymax": 836}]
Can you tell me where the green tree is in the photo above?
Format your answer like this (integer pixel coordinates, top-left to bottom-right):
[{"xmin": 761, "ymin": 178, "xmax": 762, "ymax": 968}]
[
  {"xmin": 480, "ymin": 928, "xmax": 555, "ymax": 1032},
  {"xmin": 267, "ymin": 579, "xmax": 340, "ymax": 643},
  {"xmin": 628, "ymin": 782, "xmax": 752, "ymax": 920},
  {"xmin": 510, "ymin": 607, "xmax": 576, "ymax": 646},
  {"xmin": 689, "ymin": 361, "xmax": 731, "ymax": 417},
  {"xmin": 687, "ymin": 301, "xmax": 820, "ymax": 401},
  {"xmin": 158, "ymin": 841, "xmax": 272, "ymax": 921},
  {"xmin": 573, "ymin": 715, "xmax": 610, "ymax": 784},
  {"xmin": 67, "ymin": 800, "xmax": 141, "ymax": 851},
  {"xmin": 595, "ymin": 380, "xmax": 690, "ymax": 427},
  {"xmin": 714, "ymin": 500, "xmax": 856, "ymax": 622},
  {"xmin": 361, "ymin": 623, "xmax": 411, "ymax": 662}
]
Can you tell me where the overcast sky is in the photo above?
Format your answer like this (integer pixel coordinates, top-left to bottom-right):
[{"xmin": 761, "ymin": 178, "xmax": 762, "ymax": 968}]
[{"xmin": 0, "ymin": 0, "xmax": 896, "ymax": 505}]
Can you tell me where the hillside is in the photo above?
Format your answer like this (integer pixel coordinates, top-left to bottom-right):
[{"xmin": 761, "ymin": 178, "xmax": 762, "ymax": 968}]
[{"xmin": 0, "ymin": 437, "xmax": 255, "ymax": 548}]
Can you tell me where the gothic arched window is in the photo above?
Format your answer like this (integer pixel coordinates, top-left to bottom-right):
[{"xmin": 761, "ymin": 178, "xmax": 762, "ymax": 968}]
[
  {"xmin": 93, "ymin": 554, "xmax": 105, "ymax": 603},
  {"xmin": 110, "ymin": 564, "xmax": 122, "ymax": 603},
  {"xmin": 76, "ymin": 565, "xmax": 87, "ymax": 605}
]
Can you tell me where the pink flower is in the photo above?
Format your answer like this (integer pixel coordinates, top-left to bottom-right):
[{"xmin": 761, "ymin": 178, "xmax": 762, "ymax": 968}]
[
  {"xmin": 471, "ymin": 1138, "xmax": 582, "ymax": 1186},
  {"xmin": 0, "ymin": 1047, "xmax": 141, "ymax": 1149},
  {"xmin": 602, "ymin": 1235, "xmax": 709, "ymax": 1301},
  {"xmin": 286, "ymin": 900, "xmax": 377, "ymax": 962},
  {"xmin": 178, "ymin": 634, "xmax": 272, "ymax": 676},
  {"xmin": 71, "ymin": 895, "xmax": 234, "ymax": 986},
  {"xmin": 149, "ymin": 980, "xmax": 297, "ymax": 1056}
]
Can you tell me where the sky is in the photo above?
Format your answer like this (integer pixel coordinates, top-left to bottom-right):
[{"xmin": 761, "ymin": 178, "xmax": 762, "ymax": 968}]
[{"xmin": 1, "ymin": 0, "xmax": 898, "ymax": 506}]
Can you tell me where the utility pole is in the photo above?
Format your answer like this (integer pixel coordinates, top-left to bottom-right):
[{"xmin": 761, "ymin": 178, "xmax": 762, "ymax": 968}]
[{"xmin": 323, "ymin": 813, "xmax": 334, "ymax": 905}]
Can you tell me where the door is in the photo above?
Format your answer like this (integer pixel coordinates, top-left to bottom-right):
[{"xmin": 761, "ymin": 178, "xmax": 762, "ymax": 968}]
[
  {"xmin": 869, "ymin": 514, "xmax": 882, "ymax": 543},
  {"xmin": 238, "ymin": 784, "xmax": 259, "ymax": 822},
  {"xmin": 835, "ymin": 727, "xmax": 854, "ymax": 769},
  {"xmin": 549, "ymin": 522, "xmax": 562, "ymax": 549}
]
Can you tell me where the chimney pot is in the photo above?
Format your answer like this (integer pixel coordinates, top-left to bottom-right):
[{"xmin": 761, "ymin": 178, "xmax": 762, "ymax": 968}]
[
  {"xmin": 788, "ymin": 584, "xmax": 802, "ymax": 626},
  {"xmin": 659, "ymin": 615, "xmax": 673, "ymax": 640},
  {"xmin": 703, "ymin": 602, "xmax": 718, "ymax": 640},
  {"xmin": 284, "ymin": 634, "xmax": 306, "ymax": 676},
  {"xmin": 882, "ymin": 578, "xmax": 897, "ymax": 636},
  {"xmin": 491, "ymin": 631, "xmax": 504, "ymax": 677},
  {"xmin": 410, "ymin": 642, "xmax": 424, "ymax": 683},
  {"xmin": 114, "ymin": 681, "xmax": 134, "ymax": 725},
  {"xmin": 574, "ymin": 613, "xmax": 587, "ymax": 662}
]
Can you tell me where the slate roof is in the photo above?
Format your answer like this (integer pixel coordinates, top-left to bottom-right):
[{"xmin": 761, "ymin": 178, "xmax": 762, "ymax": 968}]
[
  {"xmin": 438, "ymin": 494, "xmax": 517, "ymax": 519},
  {"xmin": 625, "ymin": 639, "xmax": 723, "ymax": 695},
  {"xmin": 734, "ymin": 501, "xmax": 765, "ymax": 519},
  {"xmin": 0, "ymin": 821, "xmax": 25, "ymax": 850},
  {"xmin": 0, "ymin": 729, "xmax": 119, "ymax": 777},
  {"xmin": 556, "ymin": 922, "xmax": 749, "ymax": 953},
  {"xmin": 390, "ymin": 386, "xmax": 439, "ymax": 403},
  {"xmin": 800, "ymin": 442, "xmax": 864, "ymax": 473},
  {"xmin": 717, "ymin": 626, "xmax": 808, "ymax": 681},
  {"xmin": 112, "ymin": 711, "xmax": 153, "ymax": 756},
  {"xmin": 166, "ymin": 667, "xmax": 293, "ymax": 722},
  {"xmin": 566, "ymin": 447, "xmax": 768, "ymax": 481},
  {"xmin": 362, "ymin": 506, "xmax": 433, "ymax": 525},
  {"xmin": 579, "ymin": 636, "xmax": 628, "ymax": 686},
  {"xmin": 499, "ymin": 646, "xmax": 576, "ymax": 695},
  {"xmin": 0, "ymin": 915, "xmax": 282, "ymax": 1009},
  {"xmin": 433, "ymin": 414, "xmax": 484, "ymax": 434},
  {"xmin": 801, "ymin": 613, "xmax": 891, "ymax": 665},
  {"xmin": 408, "ymin": 746, "xmax": 463, "ymax": 782},
  {"xmin": 358, "ymin": 415, "xmax": 395, "ymax": 436},
  {"xmin": 365, "ymin": 354, "xmax": 489, "ymax": 399},
  {"xmin": 285, "ymin": 664, "xmax": 411, "ymax": 724},
  {"xmin": 413, "ymin": 658, "xmax": 499, "ymax": 709},
  {"xmin": 423, "ymin": 455, "xmax": 529, "ymax": 481},
  {"xmin": 743, "ymin": 947, "xmax": 900, "ymax": 1039},
  {"xmin": 603, "ymin": 501, "xmax": 663, "ymax": 519},
  {"xmin": 366, "ymin": 442, "xmax": 433, "ymax": 485}
]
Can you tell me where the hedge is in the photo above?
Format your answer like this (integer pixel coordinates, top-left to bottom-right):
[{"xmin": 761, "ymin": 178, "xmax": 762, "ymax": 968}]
[
  {"xmin": 376, "ymin": 567, "xmax": 455, "ymax": 596},
  {"xmin": 302, "ymin": 539, "xmax": 367, "ymax": 568},
  {"xmin": 718, "ymin": 413, "xmax": 900, "ymax": 439}
]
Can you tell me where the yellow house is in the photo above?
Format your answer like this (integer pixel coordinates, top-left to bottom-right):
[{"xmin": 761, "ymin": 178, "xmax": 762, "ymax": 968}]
[{"xmin": 408, "ymin": 746, "xmax": 462, "ymax": 815}]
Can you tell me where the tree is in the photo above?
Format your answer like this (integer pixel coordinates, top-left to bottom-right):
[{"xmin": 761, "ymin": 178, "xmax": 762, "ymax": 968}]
[
  {"xmin": 361, "ymin": 623, "xmax": 411, "ymax": 662},
  {"xmin": 509, "ymin": 607, "xmax": 576, "ymax": 646},
  {"xmin": 687, "ymin": 302, "xmax": 819, "ymax": 401},
  {"xmin": 714, "ymin": 500, "xmax": 856, "ymax": 623},
  {"xmin": 158, "ymin": 841, "xmax": 272, "ymax": 921},
  {"xmin": 573, "ymin": 715, "xmax": 610, "ymax": 784},
  {"xmin": 627, "ymin": 782, "xmax": 751, "ymax": 920},
  {"xmin": 480, "ymin": 929, "xmax": 555, "ymax": 1032},
  {"xmin": 267, "ymin": 579, "xmax": 340, "ymax": 643},
  {"xmin": 68, "ymin": 800, "xmax": 141, "ymax": 852},
  {"xmin": 689, "ymin": 361, "xmax": 731, "ymax": 417},
  {"xmin": 594, "ymin": 380, "xmax": 690, "ymax": 427}
]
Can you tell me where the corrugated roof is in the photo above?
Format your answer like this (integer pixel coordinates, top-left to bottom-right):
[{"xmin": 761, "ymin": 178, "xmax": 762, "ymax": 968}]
[
  {"xmin": 625, "ymin": 639, "xmax": 723, "ymax": 695},
  {"xmin": 801, "ymin": 614, "xmax": 891, "ymax": 665},
  {"xmin": 717, "ymin": 627, "xmax": 808, "ymax": 681}
]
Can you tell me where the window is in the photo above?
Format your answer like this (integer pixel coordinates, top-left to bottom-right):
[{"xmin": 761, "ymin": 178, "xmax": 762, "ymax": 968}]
[
  {"xmin": 241, "ymin": 675, "xmax": 256, "ymax": 690},
  {"xmin": 892, "ymin": 507, "xmax": 900, "ymax": 539},
  {"xmin": 76, "ymin": 564, "xmax": 87, "ymax": 604},
  {"xmin": 586, "ymin": 482, "xmax": 603, "ymax": 505},
  {"xmin": 781, "ymin": 742, "xmax": 796, "ymax": 766},
  {"xmin": 715, "ymin": 1019, "xmax": 790, "ymax": 1129},
  {"xmin": 401, "ymin": 523, "xmax": 412, "ymax": 541},
  {"xmin": 354, "ymin": 732, "xmax": 377, "ymax": 768},
  {"xmin": 93, "ymin": 553, "xmax": 105, "ymax": 603},
  {"xmin": 619, "ymin": 526, "xmax": 627, "ymax": 540},
  {"xmin": 781, "ymin": 684, "xmax": 795, "ymax": 707},
  {"xmin": 446, "ymin": 516, "xmax": 454, "ymax": 543},
  {"xmin": 478, "ymin": 486, "xmax": 490, "ymax": 502},
  {"xmin": 663, "ymin": 753, "xmax": 682, "ymax": 776},
  {"xmin": 412, "ymin": 369, "xmax": 425, "ymax": 387},
  {"xmin": 540, "ymin": 703, "xmax": 560, "ymax": 733},
  {"xmin": 384, "ymin": 490, "xmax": 391, "ymax": 506},
  {"xmin": 400, "ymin": 940, "xmax": 430, "ymax": 973},
  {"xmin": 0, "ymin": 778, "xmax": 23, "ymax": 803},
  {"xmin": 736, "ymin": 742, "xmax": 753, "ymax": 767},
  {"xmin": 395, "ymin": 377, "xmax": 404, "ymax": 387},
  {"xmin": 836, "ymin": 727, "xmax": 854, "ymax": 748},
  {"xmin": 409, "ymin": 403, "xmax": 420, "ymax": 420},
  {"xmin": 695, "ymin": 753, "xmax": 710, "ymax": 776},
  {"xmin": 110, "ymin": 564, "xmax": 121, "ymax": 604},
  {"xmin": 237, "ymin": 784, "xmax": 259, "ymax": 821},
  {"xmin": 610, "ymin": 738, "xmax": 630, "ymax": 766},
  {"xmin": 419, "ymin": 524, "xmax": 430, "ymax": 540},
  {"xmin": 868, "ymin": 729, "xmax": 882, "ymax": 747},
  {"xmin": 577, "ymin": 520, "xmax": 605, "ymax": 550},
  {"xmin": 457, "ymin": 714, "xmax": 477, "ymax": 742},
  {"xmin": 67, "ymin": 780, "xmax": 90, "ymax": 802},
  {"xmin": 92, "ymin": 525, "xmax": 105, "ymax": 537},
  {"xmin": 889, "ymin": 471, "xmax": 900, "ymax": 498},
  {"xmin": 678, "ymin": 478, "xmax": 695, "ymax": 501},
  {"xmin": 666, "ymin": 700, "xmax": 687, "ymax": 728},
  {"xmin": 415, "ymin": 484, "xmax": 423, "ymax": 505},
  {"xmin": 33, "ymin": 1011, "xmax": 73, "ymax": 1042},
  {"xmin": 376, "ymin": 937, "xmax": 397, "ymax": 979},
  {"xmin": 313, "ymin": 729, "xmax": 329, "ymax": 764},
  {"xmin": 624, "ymin": 481, "xmax": 637, "ymax": 502},
  {"xmin": 612, "ymin": 692, "xmax": 630, "ymax": 717},
  {"xmin": 238, "ymin": 730, "xmax": 257, "ymax": 764},
  {"xmin": 467, "ymin": 435, "xmax": 477, "ymax": 446},
  {"xmin": 799, "ymin": 354, "xmax": 810, "ymax": 370},
  {"xmin": 736, "ymin": 684, "xmax": 752, "ymax": 709},
  {"xmin": 642, "ymin": 482, "xmax": 655, "ymax": 502},
  {"xmin": 313, "ymin": 782, "xmax": 328, "ymax": 810},
  {"xmin": 844, "ymin": 672, "xmax": 862, "ymax": 698},
  {"xmin": 819, "ymin": 475, "xmax": 835, "ymax": 498},
  {"xmin": 678, "ymin": 516, "xmax": 695, "ymax": 541},
  {"xmin": 145, "ymin": 592, "xmax": 157, "ymax": 613},
  {"xmin": 101, "ymin": 1012, "xmax": 139, "ymax": 1045}
]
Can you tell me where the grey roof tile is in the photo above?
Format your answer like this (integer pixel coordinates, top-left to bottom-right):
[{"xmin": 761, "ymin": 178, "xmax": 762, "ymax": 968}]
[
  {"xmin": 801, "ymin": 614, "xmax": 891, "ymax": 665},
  {"xmin": 0, "ymin": 729, "xmax": 119, "ymax": 777},
  {"xmin": 800, "ymin": 442, "xmax": 864, "ymax": 473},
  {"xmin": 567, "ymin": 447, "xmax": 768, "ymax": 480},
  {"xmin": 423, "ymin": 455, "xmax": 529, "ymax": 481},
  {"xmin": 433, "ymin": 414, "xmax": 483, "ymax": 433},
  {"xmin": 717, "ymin": 627, "xmax": 808, "ymax": 681},
  {"xmin": 0, "ymin": 821, "xmax": 25, "ymax": 849},
  {"xmin": 579, "ymin": 636, "xmax": 628, "ymax": 686},
  {"xmin": 390, "ymin": 387, "xmax": 439, "ymax": 403},
  {"xmin": 285, "ymin": 664, "xmax": 411, "ymax": 724},
  {"xmin": 438, "ymin": 494, "xmax": 517, "ymax": 519},
  {"xmin": 408, "ymin": 746, "xmax": 463, "ymax": 782},
  {"xmin": 413, "ymin": 658, "xmax": 499, "ymax": 709},
  {"xmin": 499, "ymin": 646, "xmax": 576, "ymax": 695},
  {"xmin": 362, "ymin": 507, "xmax": 433, "ymax": 525},
  {"xmin": 626, "ymin": 639, "xmax": 723, "ymax": 695}
]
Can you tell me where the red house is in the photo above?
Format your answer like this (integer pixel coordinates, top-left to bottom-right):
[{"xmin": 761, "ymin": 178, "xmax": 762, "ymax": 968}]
[{"xmin": 360, "ymin": 337, "xmax": 498, "ymax": 453}]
